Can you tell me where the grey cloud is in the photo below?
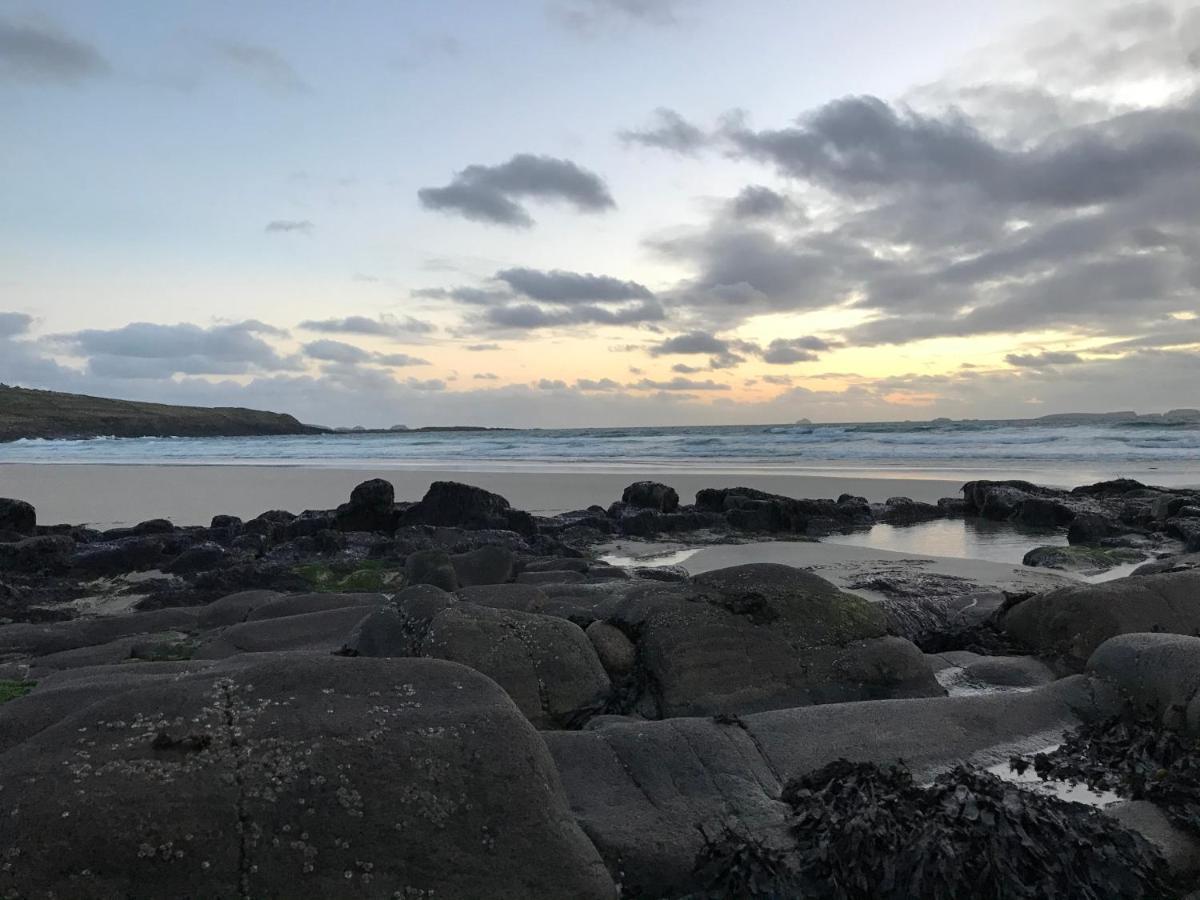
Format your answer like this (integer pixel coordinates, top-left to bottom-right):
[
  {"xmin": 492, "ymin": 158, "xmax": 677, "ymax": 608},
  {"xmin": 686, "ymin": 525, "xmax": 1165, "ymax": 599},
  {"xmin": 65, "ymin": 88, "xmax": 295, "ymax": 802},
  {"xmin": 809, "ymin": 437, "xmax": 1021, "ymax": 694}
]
[
  {"xmin": 215, "ymin": 41, "xmax": 309, "ymax": 94},
  {"xmin": 465, "ymin": 343, "xmax": 501, "ymax": 351},
  {"xmin": 761, "ymin": 336, "xmax": 831, "ymax": 364},
  {"xmin": 577, "ymin": 377, "xmax": 621, "ymax": 391},
  {"xmin": 303, "ymin": 339, "xmax": 370, "ymax": 364},
  {"xmin": 374, "ymin": 353, "xmax": 431, "ymax": 367},
  {"xmin": 650, "ymin": 330, "xmax": 729, "ymax": 355},
  {"xmin": 632, "ymin": 376, "xmax": 730, "ymax": 391},
  {"xmin": 650, "ymin": 330, "xmax": 829, "ymax": 366},
  {"xmin": 496, "ymin": 267, "xmax": 653, "ymax": 302},
  {"xmin": 619, "ymin": 108, "xmax": 707, "ymax": 153},
  {"xmin": 0, "ymin": 312, "xmax": 33, "ymax": 337},
  {"xmin": 418, "ymin": 154, "xmax": 615, "ymax": 227},
  {"xmin": 552, "ymin": 0, "xmax": 696, "ymax": 31},
  {"xmin": 729, "ymin": 185, "xmax": 793, "ymax": 220},
  {"xmin": 265, "ymin": 220, "xmax": 314, "ymax": 234},
  {"xmin": 0, "ymin": 16, "xmax": 109, "ymax": 83},
  {"xmin": 485, "ymin": 299, "xmax": 664, "ymax": 330},
  {"xmin": 57, "ymin": 321, "xmax": 298, "ymax": 375},
  {"xmin": 671, "ymin": 363, "xmax": 703, "ymax": 374},
  {"xmin": 762, "ymin": 374, "xmax": 793, "ymax": 385},
  {"xmin": 406, "ymin": 378, "xmax": 446, "ymax": 391},
  {"xmin": 537, "ymin": 378, "xmax": 568, "ymax": 390},
  {"xmin": 473, "ymin": 372, "xmax": 499, "ymax": 380},
  {"xmin": 299, "ymin": 315, "xmax": 435, "ymax": 337},
  {"xmin": 1005, "ymin": 351, "xmax": 1085, "ymax": 367}
]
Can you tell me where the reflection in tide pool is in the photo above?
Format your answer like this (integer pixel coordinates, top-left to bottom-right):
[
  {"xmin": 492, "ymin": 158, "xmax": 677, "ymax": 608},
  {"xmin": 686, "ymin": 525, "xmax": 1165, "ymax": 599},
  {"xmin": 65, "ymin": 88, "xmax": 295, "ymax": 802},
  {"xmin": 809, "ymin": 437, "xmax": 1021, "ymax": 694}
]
[{"xmin": 824, "ymin": 518, "xmax": 1066, "ymax": 566}]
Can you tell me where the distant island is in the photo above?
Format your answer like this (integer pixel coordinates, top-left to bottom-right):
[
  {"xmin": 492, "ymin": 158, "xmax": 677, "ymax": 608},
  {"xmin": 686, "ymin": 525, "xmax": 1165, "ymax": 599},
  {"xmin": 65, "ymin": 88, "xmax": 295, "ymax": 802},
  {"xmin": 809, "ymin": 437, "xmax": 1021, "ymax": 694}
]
[{"xmin": 0, "ymin": 385, "xmax": 323, "ymax": 442}]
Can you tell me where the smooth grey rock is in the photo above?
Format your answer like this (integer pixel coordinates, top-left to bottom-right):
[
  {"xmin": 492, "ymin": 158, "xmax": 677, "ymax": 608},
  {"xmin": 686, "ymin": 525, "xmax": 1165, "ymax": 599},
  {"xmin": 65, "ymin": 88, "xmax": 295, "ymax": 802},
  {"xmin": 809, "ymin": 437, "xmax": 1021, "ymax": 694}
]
[
  {"xmin": 586, "ymin": 621, "xmax": 637, "ymax": 678},
  {"xmin": 194, "ymin": 605, "xmax": 377, "ymax": 659},
  {"xmin": 450, "ymin": 544, "xmax": 515, "ymax": 587},
  {"xmin": 196, "ymin": 590, "xmax": 284, "ymax": 629},
  {"xmin": 1107, "ymin": 801, "xmax": 1200, "ymax": 875},
  {"xmin": 962, "ymin": 655, "xmax": 1056, "ymax": 688},
  {"xmin": 406, "ymin": 548, "xmax": 459, "ymax": 591},
  {"xmin": 456, "ymin": 583, "xmax": 548, "ymax": 612},
  {"xmin": 244, "ymin": 592, "xmax": 386, "ymax": 622},
  {"xmin": 0, "ymin": 608, "xmax": 199, "ymax": 658},
  {"xmin": 1087, "ymin": 632, "xmax": 1200, "ymax": 732}
]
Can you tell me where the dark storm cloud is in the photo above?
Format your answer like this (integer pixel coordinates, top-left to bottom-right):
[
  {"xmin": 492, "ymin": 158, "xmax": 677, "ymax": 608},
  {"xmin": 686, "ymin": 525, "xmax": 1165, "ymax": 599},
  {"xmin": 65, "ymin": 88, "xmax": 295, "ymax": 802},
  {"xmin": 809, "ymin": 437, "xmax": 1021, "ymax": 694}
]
[
  {"xmin": 265, "ymin": 220, "xmax": 313, "ymax": 234},
  {"xmin": 0, "ymin": 312, "xmax": 33, "ymax": 337},
  {"xmin": 1005, "ymin": 351, "xmax": 1084, "ymax": 368},
  {"xmin": 619, "ymin": 108, "xmax": 708, "ymax": 153},
  {"xmin": 727, "ymin": 95, "xmax": 1200, "ymax": 208},
  {"xmin": 417, "ymin": 154, "xmax": 615, "ymax": 227},
  {"xmin": 0, "ymin": 16, "xmax": 109, "ymax": 83},
  {"xmin": 299, "ymin": 315, "xmax": 435, "ymax": 337},
  {"xmin": 496, "ymin": 267, "xmax": 653, "ymax": 302},
  {"xmin": 215, "ymin": 41, "xmax": 309, "ymax": 94}
]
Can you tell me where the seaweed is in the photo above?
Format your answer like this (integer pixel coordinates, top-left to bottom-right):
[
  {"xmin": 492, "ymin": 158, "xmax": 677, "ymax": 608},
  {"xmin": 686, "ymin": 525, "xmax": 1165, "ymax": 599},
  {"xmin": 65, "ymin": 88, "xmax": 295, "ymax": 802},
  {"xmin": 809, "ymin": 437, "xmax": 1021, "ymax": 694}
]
[
  {"xmin": 1012, "ymin": 714, "xmax": 1200, "ymax": 838},
  {"xmin": 0, "ymin": 679, "xmax": 35, "ymax": 704},
  {"xmin": 691, "ymin": 759, "xmax": 1176, "ymax": 900}
]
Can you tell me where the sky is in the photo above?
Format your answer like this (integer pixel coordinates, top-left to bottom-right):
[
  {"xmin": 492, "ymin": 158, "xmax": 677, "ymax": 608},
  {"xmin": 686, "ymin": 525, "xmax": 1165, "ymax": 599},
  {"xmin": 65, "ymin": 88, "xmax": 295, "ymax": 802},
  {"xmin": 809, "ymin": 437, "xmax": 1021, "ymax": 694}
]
[{"xmin": 1, "ymin": 0, "xmax": 1199, "ymax": 428}]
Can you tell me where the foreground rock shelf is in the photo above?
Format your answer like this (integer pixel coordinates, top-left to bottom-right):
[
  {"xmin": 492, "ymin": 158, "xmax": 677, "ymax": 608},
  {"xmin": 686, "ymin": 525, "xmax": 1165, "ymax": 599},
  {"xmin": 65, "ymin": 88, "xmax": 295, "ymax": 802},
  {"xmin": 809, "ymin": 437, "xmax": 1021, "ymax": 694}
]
[{"xmin": 2, "ymin": 476, "xmax": 1200, "ymax": 897}]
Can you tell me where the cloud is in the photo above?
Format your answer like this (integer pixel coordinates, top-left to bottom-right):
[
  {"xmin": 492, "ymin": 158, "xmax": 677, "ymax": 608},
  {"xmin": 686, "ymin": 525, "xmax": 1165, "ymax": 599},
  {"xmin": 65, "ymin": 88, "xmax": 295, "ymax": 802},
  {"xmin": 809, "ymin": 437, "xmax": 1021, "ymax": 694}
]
[
  {"xmin": 762, "ymin": 374, "xmax": 793, "ymax": 385},
  {"xmin": 418, "ymin": 154, "xmax": 615, "ymax": 227},
  {"xmin": 0, "ymin": 16, "xmax": 109, "ymax": 83},
  {"xmin": 465, "ymin": 343, "xmax": 501, "ymax": 351},
  {"xmin": 632, "ymin": 376, "xmax": 730, "ymax": 391},
  {"xmin": 496, "ymin": 267, "xmax": 653, "ymax": 302},
  {"xmin": 265, "ymin": 220, "xmax": 314, "ymax": 234},
  {"xmin": 405, "ymin": 378, "xmax": 446, "ymax": 391},
  {"xmin": 647, "ymin": 330, "xmax": 830, "ymax": 367},
  {"xmin": 214, "ymin": 41, "xmax": 309, "ymax": 94},
  {"xmin": 551, "ymin": 0, "xmax": 698, "ymax": 31},
  {"xmin": 577, "ymin": 377, "xmax": 621, "ymax": 391},
  {"xmin": 55, "ymin": 321, "xmax": 299, "ymax": 377},
  {"xmin": 729, "ymin": 185, "xmax": 796, "ymax": 220},
  {"xmin": 537, "ymin": 378, "xmax": 568, "ymax": 390},
  {"xmin": 0, "ymin": 312, "xmax": 33, "ymax": 337},
  {"xmin": 483, "ymin": 299, "xmax": 665, "ymax": 329},
  {"xmin": 1005, "ymin": 351, "xmax": 1085, "ymax": 367},
  {"xmin": 375, "ymin": 352, "xmax": 431, "ymax": 367},
  {"xmin": 303, "ymin": 339, "xmax": 369, "ymax": 364},
  {"xmin": 299, "ymin": 314, "xmax": 435, "ymax": 338},
  {"xmin": 671, "ymin": 363, "xmax": 703, "ymax": 373},
  {"xmin": 473, "ymin": 372, "xmax": 499, "ymax": 380},
  {"xmin": 649, "ymin": 330, "xmax": 730, "ymax": 355},
  {"xmin": 760, "ymin": 336, "xmax": 831, "ymax": 364},
  {"xmin": 619, "ymin": 108, "xmax": 707, "ymax": 154}
]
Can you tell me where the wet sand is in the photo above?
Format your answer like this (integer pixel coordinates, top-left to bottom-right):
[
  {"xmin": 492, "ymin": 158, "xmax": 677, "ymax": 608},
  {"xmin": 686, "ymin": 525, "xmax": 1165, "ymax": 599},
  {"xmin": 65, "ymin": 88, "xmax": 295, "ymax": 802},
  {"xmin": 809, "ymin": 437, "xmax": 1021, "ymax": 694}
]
[{"xmin": 0, "ymin": 463, "xmax": 964, "ymax": 528}]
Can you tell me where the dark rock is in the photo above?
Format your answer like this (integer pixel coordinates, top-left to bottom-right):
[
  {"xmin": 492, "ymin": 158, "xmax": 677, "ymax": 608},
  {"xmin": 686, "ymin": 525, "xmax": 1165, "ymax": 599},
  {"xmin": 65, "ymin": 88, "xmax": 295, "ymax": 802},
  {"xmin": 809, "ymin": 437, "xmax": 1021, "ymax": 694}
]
[
  {"xmin": 1017, "ymin": 496, "xmax": 1076, "ymax": 527},
  {"xmin": 406, "ymin": 548, "xmax": 459, "ymax": 591},
  {"xmin": 456, "ymin": 583, "xmax": 549, "ymax": 613},
  {"xmin": 1133, "ymin": 552, "xmax": 1200, "ymax": 576},
  {"xmin": 194, "ymin": 604, "xmax": 380, "ymax": 658},
  {"xmin": 1067, "ymin": 512, "xmax": 1118, "ymax": 546},
  {"xmin": 342, "ymin": 585, "xmax": 457, "ymax": 658},
  {"xmin": 621, "ymin": 481, "xmax": 680, "ymax": 513},
  {"xmin": 0, "ymin": 498, "xmax": 36, "ymax": 536},
  {"xmin": 0, "ymin": 534, "xmax": 74, "ymax": 574},
  {"xmin": 402, "ymin": 480, "xmax": 536, "ymax": 537},
  {"xmin": 0, "ymin": 656, "xmax": 616, "ymax": 899},
  {"xmin": 335, "ymin": 478, "xmax": 397, "ymax": 532},
  {"xmin": 134, "ymin": 518, "xmax": 176, "ymax": 535},
  {"xmin": 196, "ymin": 589, "xmax": 285, "ymax": 628},
  {"xmin": 450, "ymin": 544, "xmax": 515, "ymax": 587},
  {"xmin": 586, "ymin": 621, "xmax": 637, "ymax": 678},
  {"xmin": 0, "ymin": 608, "xmax": 199, "ymax": 657},
  {"xmin": 164, "ymin": 541, "xmax": 227, "ymax": 574},
  {"xmin": 403, "ymin": 602, "xmax": 611, "ymax": 729},
  {"xmin": 936, "ymin": 497, "xmax": 967, "ymax": 517},
  {"xmin": 1022, "ymin": 544, "xmax": 1145, "ymax": 574},
  {"xmin": 517, "ymin": 569, "xmax": 587, "ymax": 585},
  {"xmin": 1167, "ymin": 517, "xmax": 1200, "ymax": 552},
  {"xmin": 962, "ymin": 480, "xmax": 1056, "ymax": 519},
  {"xmin": 1086, "ymin": 632, "xmax": 1200, "ymax": 733},
  {"xmin": 70, "ymin": 535, "xmax": 168, "ymax": 575},
  {"xmin": 879, "ymin": 496, "xmax": 941, "ymax": 525},
  {"xmin": 1002, "ymin": 570, "xmax": 1200, "ymax": 670},
  {"xmin": 1070, "ymin": 478, "xmax": 1149, "ymax": 496},
  {"xmin": 523, "ymin": 556, "xmax": 591, "ymax": 574}
]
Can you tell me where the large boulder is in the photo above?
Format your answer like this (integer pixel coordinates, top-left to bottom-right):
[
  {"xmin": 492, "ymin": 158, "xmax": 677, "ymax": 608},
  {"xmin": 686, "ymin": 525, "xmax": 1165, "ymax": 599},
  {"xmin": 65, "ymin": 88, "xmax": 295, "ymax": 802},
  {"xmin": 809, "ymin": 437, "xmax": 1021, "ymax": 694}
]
[
  {"xmin": 70, "ymin": 535, "xmax": 170, "ymax": 575},
  {"xmin": 406, "ymin": 548, "xmax": 459, "ymax": 591},
  {"xmin": 193, "ymin": 604, "xmax": 381, "ymax": 658},
  {"xmin": 694, "ymin": 487, "xmax": 860, "ymax": 536},
  {"xmin": 402, "ymin": 481, "xmax": 535, "ymax": 537},
  {"xmin": 335, "ymin": 478, "xmax": 396, "ymax": 532},
  {"xmin": 1002, "ymin": 570, "xmax": 1200, "ymax": 670},
  {"xmin": 632, "ymin": 564, "xmax": 939, "ymax": 717},
  {"xmin": 0, "ymin": 534, "xmax": 74, "ymax": 574},
  {"xmin": 1086, "ymin": 632, "xmax": 1200, "ymax": 734},
  {"xmin": 0, "ymin": 655, "xmax": 616, "ymax": 899},
  {"xmin": 421, "ymin": 604, "xmax": 611, "ymax": 729},
  {"xmin": 621, "ymin": 481, "xmax": 680, "ymax": 513},
  {"xmin": 0, "ymin": 498, "xmax": 36, "ymax": 536},
  {"xmin": 962, "ymin": 480, "xmax": 1059, "ymax": 520},
  {"xmin": 451, "ymin": 544, "xmax": 515, "ymax": 587}
]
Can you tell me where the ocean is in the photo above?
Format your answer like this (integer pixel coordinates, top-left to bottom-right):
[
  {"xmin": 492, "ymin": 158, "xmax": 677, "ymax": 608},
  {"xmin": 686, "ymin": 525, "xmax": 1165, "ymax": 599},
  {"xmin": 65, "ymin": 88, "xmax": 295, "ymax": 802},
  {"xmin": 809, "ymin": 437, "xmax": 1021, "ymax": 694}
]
[{"xmin": 2, "ymin": 420, "xmax": 1198, "ymax": 487}]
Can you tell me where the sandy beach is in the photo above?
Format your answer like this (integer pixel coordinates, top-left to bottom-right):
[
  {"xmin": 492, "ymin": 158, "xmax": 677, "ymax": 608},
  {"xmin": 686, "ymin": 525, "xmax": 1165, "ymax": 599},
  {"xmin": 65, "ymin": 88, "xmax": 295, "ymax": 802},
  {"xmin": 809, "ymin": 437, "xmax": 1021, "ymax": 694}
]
[{"xmin": 0, "ymin": 463, "xmax": 966, "ymax": 528}]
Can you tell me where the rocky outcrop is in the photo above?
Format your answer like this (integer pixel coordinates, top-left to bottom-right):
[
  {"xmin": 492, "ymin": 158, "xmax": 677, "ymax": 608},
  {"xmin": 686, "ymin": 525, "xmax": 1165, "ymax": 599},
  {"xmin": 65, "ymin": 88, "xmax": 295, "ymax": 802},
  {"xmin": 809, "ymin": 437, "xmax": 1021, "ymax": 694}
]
[
  {"xmin": 334, "ymin": 477, "xmax": 397, "ymax": 532},
  {"xmin": 402, "ymin": 481, "xmax": 537, "ymax": 536},
  {"xmin": 0, "ymin": 497, "xmax": 36, "ymax": 535},
  {"xmin": 621, "ymin": 481, "xmax": 680, "ymax": 513},
  {"xmin": 0, "ymin": 655, "xmax": 616, "ymax": 899},
  {"xmin": 1002, "ymin": 570, "xmax": 1200, "ymax": 670},
  {"xmin": 1086, "ymin": 632, "xmax": 1200, "ymax": 734}
]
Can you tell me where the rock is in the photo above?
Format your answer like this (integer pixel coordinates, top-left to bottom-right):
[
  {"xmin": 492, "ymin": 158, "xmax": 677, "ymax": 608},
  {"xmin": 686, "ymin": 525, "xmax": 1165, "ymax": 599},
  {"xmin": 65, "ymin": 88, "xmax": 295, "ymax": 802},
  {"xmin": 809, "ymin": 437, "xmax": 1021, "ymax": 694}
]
[
  {"xmin": 1133, "ymin": 551, "xmax": 1200, "ymax": 576},
  {"xmin": 0, "ymin": 498, "xmax": 36, "ymax": 535},
  {"xmin": 421, "ymin": 604, "xmax": 611, "ymax": 728},
  {"xmin": 621, "ymin": 481, "xmax": 680, "ymax": 513},
  {"xmin": 523, "ymin": 557, "xmax": 591, "ymax": 574},
  {"xmin": 341, "ymin": 585, "xmax": 457, "ymax": 658},
  {"xmin": 631, "ymin": 565, "xmax": 940, "ymax": 717},
  {"xmin": 335, "ymin": 478, "xmax": 397, "ymax": 532},
  {"xmin": 1002, "ymin": 570, "xmax": 1200, "ymax": 670},
  {"xmin": 1067, "ymin": 512, "xmax": 1117, "ymax": 546},
  {"xmin": 402, "ymin": 481, "xmax": 535, "ymax": 537},
  {"xmin": 0, "ymin": 534, "xmax": 74, "ymax": 574},
  {"xmin": 694, "ymin": 487, "xmax": 856, "ymax": 536},
  {"xmin": 879, "ymin": 497, "xmax": 941, "ymax": 525},
  {"xmin": 936, "ymin": 497, "xmax": 967, "ymax": 517},
  {"xmin": 28, "ymin": 632, "xmax": 193, "ymax": 676},
  {"xmin": 0, "ymin": 655, "xmax": 616, "ymax": 899},
  {"xmin": 244, "ymin": 592, "xmax": 385, "ymax": 622},
  {"xmin": 0, "ymin": 608, "xmax": 199, "ymax": 657},
  {"xmin": 545, "ymin": 677, "xmax": 1103, "ymax": 898},
  {"xmin": 134, "ymin": 518, "xmax": 175, "ymax": 535},
  {"xmin": 193, "ymin": 605, "xmax": 379, "ymax": 658},
  {"xmin": 1107, "ymin": 801, "xmax": 1200, "ymax": 876},
  {"xmin": 71, "ymin": 535, "xmax": 169, "ymax": 575},
  {"xmin": 196, "ymin": 590, "xmax": 285, "ymax": 628},
  {"xmin": 586, "ymin": 621, "xmax": 637, "ymax": 678},
  {"xmin": 450, "ymin": 544, "xmax": 515, "ymax": 587},
  {"xmin": 456, "ymin": 583, "xmax": 548, "ymax": 613},
  {"xmin": 1167, "ymin": 516, "xmax": 1200, "ymax": 552},
  {"xmin": 1022, "ymin": 544, "xmax": 1144, "ymax": 575},
  {"xmin": 962, "ymin": 480, "xmax": 1047, "ymax": 520},
  {"xmin": 517, "ymin": 569, "xmax": 587, "ymax": 585},
  {"xmin": 406, "ymin": 548, "xmax": 459, "ymax": 591},
  {"xmin": 1017, "ymin": 497, "xmax": 1076, "ymax": 527},
  {"xmin": 960, "ymin": 655, "xmax": 1056, "ymax": 688},
  {"xmin": 1086, "ymin": 632, "xmax": 1200, "ymax": 733},
  {"xmin": 164, "ymin": 541, "xmax": 227, "ymax": 574}
]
